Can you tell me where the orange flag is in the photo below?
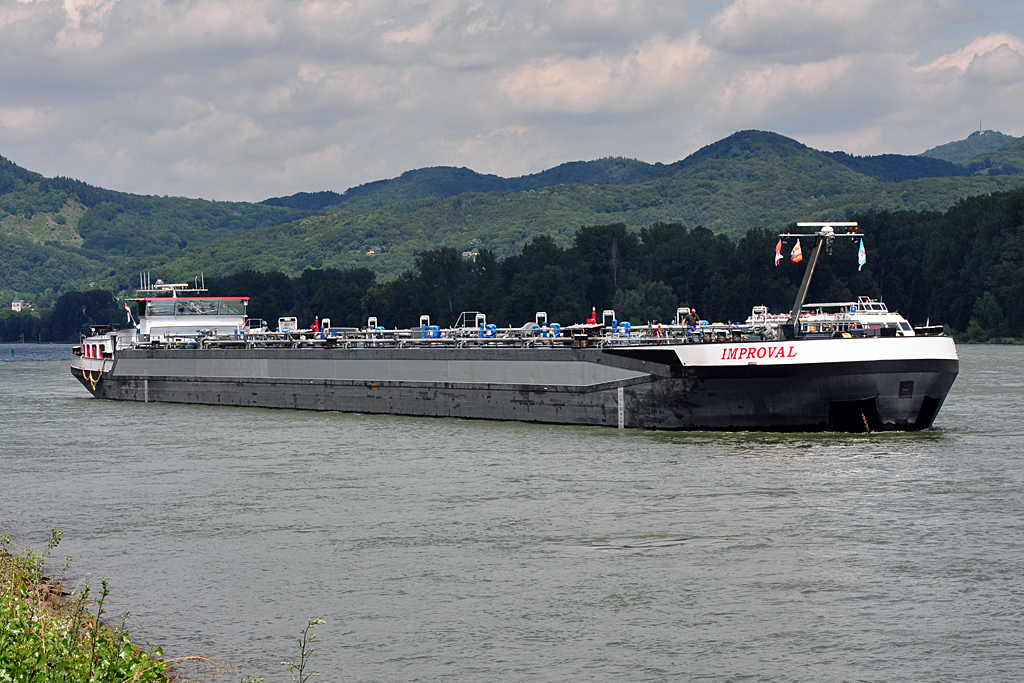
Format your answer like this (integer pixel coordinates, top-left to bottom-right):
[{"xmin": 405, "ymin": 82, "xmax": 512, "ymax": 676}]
[{"xmin": 790, "ymin": 240, "xmax": 803, "ymax": 263}]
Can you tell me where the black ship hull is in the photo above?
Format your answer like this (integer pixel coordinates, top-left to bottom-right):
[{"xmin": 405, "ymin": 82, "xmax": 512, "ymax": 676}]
[{"xmin": 72, "ymin": 342, "xmax": 959, "ymax": 432}]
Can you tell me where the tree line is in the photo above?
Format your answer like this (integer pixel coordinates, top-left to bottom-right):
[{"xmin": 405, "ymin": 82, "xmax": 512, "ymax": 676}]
[
  {"xmin": 6, "ymin": 187, "xmax": 1023, "ymax": 342},
  {"xmin": 0, "ymin": 290, "xmax": 123, "ymax": 343},
  {"xmin": 209, "ymin": 187, "xmax": 1023, "ymax": 341}
]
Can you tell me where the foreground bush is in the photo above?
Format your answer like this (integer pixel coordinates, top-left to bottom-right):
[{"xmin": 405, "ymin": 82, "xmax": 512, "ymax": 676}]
[{"xmin": 0, "ymin": 530, "xmax": 168, "ymax": 682}]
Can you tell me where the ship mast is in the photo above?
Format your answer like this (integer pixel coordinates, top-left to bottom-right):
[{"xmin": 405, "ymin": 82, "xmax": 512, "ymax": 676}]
[{"xmin": 779, "ymin": 222, "xmax": 862, "ymax": 339}]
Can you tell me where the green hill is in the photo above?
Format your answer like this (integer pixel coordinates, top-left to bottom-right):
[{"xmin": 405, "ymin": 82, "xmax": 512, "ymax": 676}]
[
  {"xmin": 0, "ymin": 154, "xmax": 313, "ymax": 305},
  {"xmin": 261, "ymin": 157, "xmax": 658, "ymax": 210},
  {"xmin": 962, "ymin": 136, "xmax": 1024, "ymax": 176},
  {"xmin": 4, "ymin": 130, "xmax": 1024, "ymax": 304},
  {"xmin": 135, "ymin": 131, "xmax": 1024, "ymax": 286},
  {"xmin": 920, "ymin": 130, "xmax": 1017, "ymax": 164},
  {"xmin": 823, "ymin": 151, "xmax": 968, "ymax": 182},
  {"xmin": 10, "ymin": 187, "xmax": 1024, "ymax": 342},
  {"xmin": 261, "ymin": 131, "xmax": 1017, "ymax": 214}
]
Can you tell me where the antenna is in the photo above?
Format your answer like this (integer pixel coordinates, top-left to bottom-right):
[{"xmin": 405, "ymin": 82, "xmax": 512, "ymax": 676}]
[{"xmin": 778, "ymin": 223, "xmax": 862, "ymax": 338}]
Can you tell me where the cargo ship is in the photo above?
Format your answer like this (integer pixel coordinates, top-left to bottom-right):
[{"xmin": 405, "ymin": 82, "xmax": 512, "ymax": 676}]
[{"xmin": 71, "ymin": 224, "xmax": 959, "ymax": 432}]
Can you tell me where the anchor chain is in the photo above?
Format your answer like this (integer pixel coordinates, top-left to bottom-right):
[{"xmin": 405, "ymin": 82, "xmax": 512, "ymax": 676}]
[{"xmin": 82, "ymin": 358, "xmax": 107, "ymax": 391}]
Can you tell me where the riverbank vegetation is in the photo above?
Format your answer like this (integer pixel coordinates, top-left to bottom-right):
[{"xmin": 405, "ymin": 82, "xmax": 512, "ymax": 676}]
[
  {"xmin": 0, "ymin": 290, "xmax": 122, "ymax": 343},
  {"xmin": 2, "ymin": 531, "xmax": 325, "ymax": 681},
  {"xmin": 6, "ymin": 186, "xmax": 1024, "ymax": 343},
  {"xmin": 0, "ymin": 530, "xmax": 169, "ymax": 681}
]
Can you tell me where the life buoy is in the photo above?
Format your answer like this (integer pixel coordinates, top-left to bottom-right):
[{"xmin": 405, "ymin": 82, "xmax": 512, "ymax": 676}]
[{"xmin": 849, "ymin": 324, "xmax": 857, "ymax": 330}]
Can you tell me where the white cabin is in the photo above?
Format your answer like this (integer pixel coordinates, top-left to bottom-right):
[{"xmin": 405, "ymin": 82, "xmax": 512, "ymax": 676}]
[
  {"xmin": 134, "ymin": 296, "xmax": 249, "ymax": 339},
  {"xmin": 799, "ymin": 297, "xmax": 915, "ymax": 336}
]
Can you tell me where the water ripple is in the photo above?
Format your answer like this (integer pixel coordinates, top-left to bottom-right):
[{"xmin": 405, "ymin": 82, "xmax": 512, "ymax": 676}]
[{"xmin": 1, "ymin": 346, "xmax": 1023, "ymax": 681}]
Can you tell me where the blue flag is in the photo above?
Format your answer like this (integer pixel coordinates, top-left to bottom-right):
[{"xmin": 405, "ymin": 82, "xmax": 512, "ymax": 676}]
[{"xmin": 858, "ymin": 238, "xmax": 866, "ymax": 271}]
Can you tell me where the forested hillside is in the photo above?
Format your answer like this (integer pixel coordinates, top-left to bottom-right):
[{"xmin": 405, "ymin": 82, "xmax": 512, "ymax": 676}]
[
  {"xmin": 822, "ymin": 151, "xmax": 969, "ymax": 182},
  {"xmin": 261, "ymin": 157, "xmax": 659, "ymax": 211},
  {"xmin": 6, "ymin": 187, "xmax": 1023, "ymax": 342},
  {"xmin": 0, "ymin": 154, "xmax": 312, "ymax": 306},
  {"xmin": 4, "ymin": 129, "xmax": 1024, "ymax": 312},
  {"xmin": 126, "ymin": 132, "xmax": 1024, "ymax": 287},
  {"xmin": 921, "ymin": 130, "xmax": 1017, "ymax": 164},
  {"xmin": 961, "ymin": 136, "xmax": 1024, "ymax": 176},
  {"xmin": 197, "ymin": 188, "xmax": 1024, "ymax": 342}
]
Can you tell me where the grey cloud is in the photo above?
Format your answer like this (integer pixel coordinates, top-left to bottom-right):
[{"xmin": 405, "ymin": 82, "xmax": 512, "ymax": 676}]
[
  {"xmin": 0, "ymin": 0, "xmax": 1021, "ymax": 201},
  {"xmin": 963, "ymin": 42, "xmax": 1024, "ymax": 83},
  {"xmin": 702, "ymin": 0, "xmax": 981, "ymax": 61}
]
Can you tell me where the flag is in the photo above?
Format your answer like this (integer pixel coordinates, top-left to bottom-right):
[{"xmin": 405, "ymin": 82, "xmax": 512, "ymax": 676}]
[
  {"xmin": 858, "ymin": 238, "xmax": 866, "ymax": 271},
  {"xmin": 790, "ymin": 240, "xmax": 803, "ymax": 263},
  {"xmin": 124, "ymin": 302, "xmax": 133, "ymax": 324},
  {"xmin": 775, "ymin": 239, "xmax": 783, "ymax": 266}
]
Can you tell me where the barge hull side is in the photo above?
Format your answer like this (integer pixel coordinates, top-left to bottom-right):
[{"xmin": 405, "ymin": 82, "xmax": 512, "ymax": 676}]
[{"xmin": 71, "ymin": 347, "xmax": 958, "ymax": 431}]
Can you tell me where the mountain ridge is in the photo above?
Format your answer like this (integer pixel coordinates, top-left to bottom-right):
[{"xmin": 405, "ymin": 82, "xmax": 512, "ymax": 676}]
[
  {"xmin": 261, "ymin": 129, "xmax": 1023, "ymax": 211},
  {"xmin": 921, "ymin": 130, "xmax": 1017, "ymax": 164},
  {"xmin": 4, "ymin": 129, "xmax": 1024, "ymax": 304},
  {"xmin": 126, "ymin": 130, "xmax": 1024, "ymax": 287},
  {"xmin": 261, "ymin": 157, "xmax": 661, "ymax": 211},
  {"xmin": 962, "ymin": 136, "xmax": 1024, "ymax": 175}
]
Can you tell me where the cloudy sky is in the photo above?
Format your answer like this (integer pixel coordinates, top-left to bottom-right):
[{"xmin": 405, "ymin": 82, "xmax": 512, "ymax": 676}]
[{"xmin": 1, "ymin": 0, "xmax": 1022, "ymax": 202}]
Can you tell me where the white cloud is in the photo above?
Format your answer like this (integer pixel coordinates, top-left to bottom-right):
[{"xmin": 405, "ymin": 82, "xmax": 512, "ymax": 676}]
[
  {"xmin": 916, "ymin": 31, "xmax": 1024, "ymax": 71},
  {"xmin": 964, "ymin": 42, "xmax": 1024, "ymax": 84},
  {"xmin": 0, "ymin": 106, "xmax": 48, "ymax": 132},
  {"xmin": 500, "ymin": 33, "xmax": 712, "ymax": 113},
  {"xmin": 716, "ymin": 57, "xmax": 855, "ymax": 114},
  {"xmin": 0, "ymin": 0, "xmax": 1021, "ymax": 200}
]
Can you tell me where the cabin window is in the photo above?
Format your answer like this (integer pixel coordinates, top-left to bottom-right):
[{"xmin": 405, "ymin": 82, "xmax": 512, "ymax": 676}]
[
  {"xmin": 175, "ymin": 300, "xmax": 221, "ymax": 316},
  {"xmin": 145, "ymin": 300, "xmax": 176, "ymax": 316},
  {"xmin": 219, "ymin": 300, "xmax": 245, "ymax": 315},
  {"xmin": 143, "ymin": 299, "xmax": 244, "ymax": 316}
]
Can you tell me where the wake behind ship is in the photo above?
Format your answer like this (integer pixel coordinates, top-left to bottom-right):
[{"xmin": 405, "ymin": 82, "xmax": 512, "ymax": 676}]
[{"xmin": 71, "ymin": 224, "xmax": 959, "ymax": 432}]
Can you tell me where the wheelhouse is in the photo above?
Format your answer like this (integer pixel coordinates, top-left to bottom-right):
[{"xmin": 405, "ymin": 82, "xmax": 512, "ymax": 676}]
[{"xmin": 133, "ymin": 296, "xmax": 249, "ymax": 339}]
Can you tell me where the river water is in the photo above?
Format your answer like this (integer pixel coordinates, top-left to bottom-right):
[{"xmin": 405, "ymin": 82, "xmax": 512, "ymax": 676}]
[{"xmin": 2, "ymin": 343, "xmax": 1023, "ymax": 681}]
